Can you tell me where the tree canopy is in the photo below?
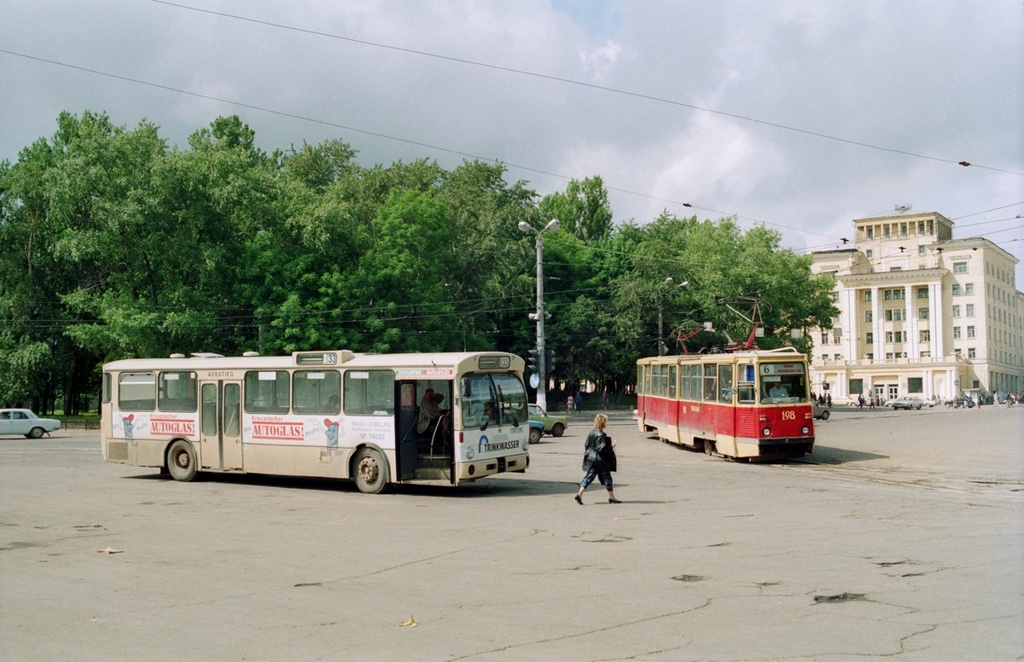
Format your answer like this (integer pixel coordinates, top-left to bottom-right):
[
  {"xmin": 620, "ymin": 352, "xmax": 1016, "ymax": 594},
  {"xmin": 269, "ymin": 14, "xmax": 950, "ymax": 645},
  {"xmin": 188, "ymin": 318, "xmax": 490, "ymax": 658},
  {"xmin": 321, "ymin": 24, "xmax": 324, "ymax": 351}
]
[{"xmin": 0, "ymin": 111, "xmax": 836, "ymax": 413}]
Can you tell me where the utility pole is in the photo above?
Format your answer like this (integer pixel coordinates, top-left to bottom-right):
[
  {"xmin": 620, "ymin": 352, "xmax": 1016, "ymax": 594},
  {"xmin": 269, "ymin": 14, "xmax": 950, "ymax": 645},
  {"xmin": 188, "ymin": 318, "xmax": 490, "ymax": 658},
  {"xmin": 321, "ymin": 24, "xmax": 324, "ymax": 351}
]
[{"xmin": 519, "ymin": 219, "xmax": 560, "ymax": 410}]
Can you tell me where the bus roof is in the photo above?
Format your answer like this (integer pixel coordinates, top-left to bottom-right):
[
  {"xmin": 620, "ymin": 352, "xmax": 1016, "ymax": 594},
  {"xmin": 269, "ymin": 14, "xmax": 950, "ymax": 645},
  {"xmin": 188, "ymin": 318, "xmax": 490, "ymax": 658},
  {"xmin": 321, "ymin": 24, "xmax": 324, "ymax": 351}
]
[{"xmin": 104, "ymin": 350, "xmax": 524, "ymax": 373}]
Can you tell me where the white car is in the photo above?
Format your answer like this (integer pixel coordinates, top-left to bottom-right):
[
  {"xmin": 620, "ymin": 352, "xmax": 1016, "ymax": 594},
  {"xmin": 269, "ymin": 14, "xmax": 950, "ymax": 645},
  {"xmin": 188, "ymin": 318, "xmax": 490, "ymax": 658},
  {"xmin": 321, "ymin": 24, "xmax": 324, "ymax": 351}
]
[{"xmin": 0, "ymin": 409, "xmax": 61, "ymax": 438}]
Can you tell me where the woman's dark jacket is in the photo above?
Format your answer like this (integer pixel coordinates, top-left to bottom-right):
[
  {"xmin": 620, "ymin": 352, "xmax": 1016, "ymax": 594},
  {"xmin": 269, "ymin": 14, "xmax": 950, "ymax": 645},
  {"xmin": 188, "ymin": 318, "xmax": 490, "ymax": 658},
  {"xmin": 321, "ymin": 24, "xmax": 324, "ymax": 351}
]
[{"xmin": 582, "ymin": 428, "xmax": 613, "ymax": 473}]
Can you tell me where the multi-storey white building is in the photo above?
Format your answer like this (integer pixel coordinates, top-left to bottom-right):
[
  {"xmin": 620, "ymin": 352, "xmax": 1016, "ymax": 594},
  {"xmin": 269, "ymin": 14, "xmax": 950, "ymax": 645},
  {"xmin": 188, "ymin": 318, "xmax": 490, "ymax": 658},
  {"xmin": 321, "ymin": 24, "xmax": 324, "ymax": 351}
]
[{"xmin": 809, "ymin": 211, "xmax": 1022, "ymax": 404}]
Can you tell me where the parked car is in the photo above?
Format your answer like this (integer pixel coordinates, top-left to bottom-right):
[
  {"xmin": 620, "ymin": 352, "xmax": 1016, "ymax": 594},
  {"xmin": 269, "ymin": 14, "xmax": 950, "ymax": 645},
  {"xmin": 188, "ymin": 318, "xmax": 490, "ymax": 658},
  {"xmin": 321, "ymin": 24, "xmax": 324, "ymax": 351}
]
[
  {"xmin": 890, "ymin": 396, "xmax": 924, "ymax": 411},
  {"xmin": 0, "ymin": 408, "xmax": 61, "ymax": 438},
  {"xmin": 529, "ymin": 404, "xmax": 568, "ymax": 437},
  {"xmin": 528, "ymin": 420, "xmax": 544, "ymax": 445},
  {"xmin": 812, "ymin": 402, "xmax": 830, "ymax": 420}
]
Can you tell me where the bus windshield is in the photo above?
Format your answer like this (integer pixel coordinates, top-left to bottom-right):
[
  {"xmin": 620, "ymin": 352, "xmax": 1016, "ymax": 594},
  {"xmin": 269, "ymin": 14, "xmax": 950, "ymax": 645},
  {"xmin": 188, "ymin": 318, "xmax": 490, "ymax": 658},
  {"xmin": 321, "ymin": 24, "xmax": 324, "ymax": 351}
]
[
  {"xmin": 460, "ymin": 373, "xmax": 528, "ymax": 429},
  {"xmin": 759, "ymin": 362, "xmax": 808, "ymax": 404}
]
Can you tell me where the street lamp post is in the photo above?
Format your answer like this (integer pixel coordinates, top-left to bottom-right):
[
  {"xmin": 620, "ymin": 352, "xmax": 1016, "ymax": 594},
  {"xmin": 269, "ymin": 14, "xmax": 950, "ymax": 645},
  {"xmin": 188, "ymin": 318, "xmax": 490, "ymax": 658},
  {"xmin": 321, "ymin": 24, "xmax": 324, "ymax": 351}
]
[
  {"xmin": 658, "ymin": 277, "xmax": 688, "ymax": 355},
  {"xmin": 519, "ymin": 218, "xmax": 560, "ymax": 411}
]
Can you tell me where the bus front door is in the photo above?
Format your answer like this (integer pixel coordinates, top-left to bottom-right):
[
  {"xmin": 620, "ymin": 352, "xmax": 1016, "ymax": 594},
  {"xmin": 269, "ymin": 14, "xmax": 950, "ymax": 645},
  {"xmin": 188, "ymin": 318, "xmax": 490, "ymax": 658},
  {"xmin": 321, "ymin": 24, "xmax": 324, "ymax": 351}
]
[{"xmin": 200, "ymin": 381, "xmax": 243, "ymax": 471}]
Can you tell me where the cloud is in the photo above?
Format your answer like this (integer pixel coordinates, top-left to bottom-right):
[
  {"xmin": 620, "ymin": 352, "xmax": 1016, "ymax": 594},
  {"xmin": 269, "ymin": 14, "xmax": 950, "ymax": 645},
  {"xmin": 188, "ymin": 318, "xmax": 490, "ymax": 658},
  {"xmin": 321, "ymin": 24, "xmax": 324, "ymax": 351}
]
[{"xmin": 2, "ymin": 0, "xmax": 1021, "ymax": 278}]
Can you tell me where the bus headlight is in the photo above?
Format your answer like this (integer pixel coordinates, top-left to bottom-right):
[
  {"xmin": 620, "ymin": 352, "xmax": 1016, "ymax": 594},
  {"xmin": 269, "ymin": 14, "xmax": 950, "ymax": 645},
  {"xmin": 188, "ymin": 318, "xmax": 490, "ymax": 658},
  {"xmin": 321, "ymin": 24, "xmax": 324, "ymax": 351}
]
[
  {"xmin": 466, "ymin": 448, "xmax": 475, "ymax": 460},
  {"xmin": 801, "ymin": 426, "xmax": 810, "ymax": 435},
  {"xmin": 762, "ymin": 427, "xmax": 771, "ymax": 437}
]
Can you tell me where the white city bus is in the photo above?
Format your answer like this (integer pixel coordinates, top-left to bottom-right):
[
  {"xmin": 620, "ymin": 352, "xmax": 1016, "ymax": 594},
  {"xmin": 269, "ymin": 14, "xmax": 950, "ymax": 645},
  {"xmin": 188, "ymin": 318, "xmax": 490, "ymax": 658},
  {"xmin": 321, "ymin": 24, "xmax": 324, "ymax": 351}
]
[{"xmin": 101, "ymin": 350, "xmax": 530, "ymax": 493}]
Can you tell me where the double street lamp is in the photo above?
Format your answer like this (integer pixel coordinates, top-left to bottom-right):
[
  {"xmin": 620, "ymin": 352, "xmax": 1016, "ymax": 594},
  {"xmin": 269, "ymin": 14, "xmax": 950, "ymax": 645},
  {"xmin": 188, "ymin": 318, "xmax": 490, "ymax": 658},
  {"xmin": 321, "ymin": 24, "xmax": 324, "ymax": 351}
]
[
  {"xmin": 658, "ymin": 277, "xmax": 688, "ymax": 355},
  {"xmin": 519, "ymin": 218, "xmax": 560, "ymax": 411}
]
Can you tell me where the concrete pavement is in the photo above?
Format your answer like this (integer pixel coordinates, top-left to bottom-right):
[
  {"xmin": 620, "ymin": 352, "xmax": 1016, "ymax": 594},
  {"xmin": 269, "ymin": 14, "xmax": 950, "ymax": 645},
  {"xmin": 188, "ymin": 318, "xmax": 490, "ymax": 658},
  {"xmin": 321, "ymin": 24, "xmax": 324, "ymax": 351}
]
[{"xmin": 1, "ymin": 406, "xmax": 1021, "ymax": 660}]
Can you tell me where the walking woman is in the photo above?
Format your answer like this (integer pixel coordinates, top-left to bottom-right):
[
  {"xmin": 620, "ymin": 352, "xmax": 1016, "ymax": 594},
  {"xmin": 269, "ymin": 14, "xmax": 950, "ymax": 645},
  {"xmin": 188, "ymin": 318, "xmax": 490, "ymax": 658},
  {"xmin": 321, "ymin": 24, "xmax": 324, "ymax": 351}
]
[{"xmin": 575, "ymin": 413, "xmax": 621, "ymax": 504}]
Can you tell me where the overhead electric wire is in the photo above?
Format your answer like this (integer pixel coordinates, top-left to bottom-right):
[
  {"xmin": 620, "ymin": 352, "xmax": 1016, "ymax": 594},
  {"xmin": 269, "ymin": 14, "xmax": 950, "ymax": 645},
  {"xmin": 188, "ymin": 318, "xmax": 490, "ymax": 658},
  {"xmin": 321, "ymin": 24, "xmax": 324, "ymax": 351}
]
[{"xmin": 148, "ymin": 0, "xmax": 1022, "ymax": 177}]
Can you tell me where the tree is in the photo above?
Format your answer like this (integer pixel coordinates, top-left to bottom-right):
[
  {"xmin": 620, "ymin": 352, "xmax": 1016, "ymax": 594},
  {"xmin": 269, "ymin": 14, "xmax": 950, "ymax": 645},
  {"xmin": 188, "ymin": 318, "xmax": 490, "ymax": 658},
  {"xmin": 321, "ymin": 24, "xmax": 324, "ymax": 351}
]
[{"xmin": 539, "ymin": 176, "xmax": 613, "ymax": 244}]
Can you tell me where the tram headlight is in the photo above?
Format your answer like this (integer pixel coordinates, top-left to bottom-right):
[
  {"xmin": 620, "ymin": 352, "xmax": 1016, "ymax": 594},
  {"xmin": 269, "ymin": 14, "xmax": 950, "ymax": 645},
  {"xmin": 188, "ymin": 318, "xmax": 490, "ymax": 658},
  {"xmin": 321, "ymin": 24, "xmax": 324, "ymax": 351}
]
[
  {"xmin": 801, "ymin": 426, "xmax": 810, "ymax": 435},
  {"xmin": 762, "ymin": 427, "xmax": 772, "ymax": 437},
  {"xmin": 466, "ymin": 448, "xmax": 475, "ymax": 460}
]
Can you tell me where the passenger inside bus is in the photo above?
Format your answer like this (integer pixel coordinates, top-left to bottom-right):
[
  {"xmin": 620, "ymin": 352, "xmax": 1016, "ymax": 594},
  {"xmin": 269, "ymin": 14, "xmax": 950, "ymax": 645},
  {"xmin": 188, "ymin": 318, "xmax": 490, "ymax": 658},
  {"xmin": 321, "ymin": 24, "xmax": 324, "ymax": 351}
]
[{"xmin": 417, "ymin": 388, "xmax": 444, "ymax": 435}]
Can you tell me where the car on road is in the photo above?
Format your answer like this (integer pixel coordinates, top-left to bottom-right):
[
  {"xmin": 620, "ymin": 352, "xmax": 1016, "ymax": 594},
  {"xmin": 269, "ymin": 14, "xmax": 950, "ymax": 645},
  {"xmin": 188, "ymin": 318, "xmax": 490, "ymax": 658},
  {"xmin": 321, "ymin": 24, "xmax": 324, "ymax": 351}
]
[
  {"xmin": 529, "ymin": 404, "xmax": 568, "ymax": 437},
  {"xmin": 0, "ymin": 408, "xmax": 61, "ymax": 438},
  {"xmin": 890, "ymin": 396, "xmax": 924, "ymax": 411},
  {"xmin": 528, "ymin": 420, "xmax": 544, "ymax": 445},
  {"xmin": 812, "ymin": 402, "xmax": 831, "ymax": 420}
]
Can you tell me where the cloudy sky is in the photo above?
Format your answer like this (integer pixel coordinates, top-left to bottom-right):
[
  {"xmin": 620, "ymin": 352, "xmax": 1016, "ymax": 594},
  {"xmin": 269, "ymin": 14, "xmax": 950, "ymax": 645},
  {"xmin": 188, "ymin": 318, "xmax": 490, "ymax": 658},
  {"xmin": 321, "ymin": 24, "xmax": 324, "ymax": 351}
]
[{"xmin": 2, "ymin": 0, "xmax": 1022, "ymax": 279}]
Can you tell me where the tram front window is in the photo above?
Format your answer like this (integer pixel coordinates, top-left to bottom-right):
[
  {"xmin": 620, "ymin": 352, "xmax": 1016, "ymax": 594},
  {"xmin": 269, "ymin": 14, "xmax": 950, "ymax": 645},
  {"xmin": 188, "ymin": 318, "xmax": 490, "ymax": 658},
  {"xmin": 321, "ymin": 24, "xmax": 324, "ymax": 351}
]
[{"xmin": 760, "ymin": 373, "xmax": 806, "ymax": 404}]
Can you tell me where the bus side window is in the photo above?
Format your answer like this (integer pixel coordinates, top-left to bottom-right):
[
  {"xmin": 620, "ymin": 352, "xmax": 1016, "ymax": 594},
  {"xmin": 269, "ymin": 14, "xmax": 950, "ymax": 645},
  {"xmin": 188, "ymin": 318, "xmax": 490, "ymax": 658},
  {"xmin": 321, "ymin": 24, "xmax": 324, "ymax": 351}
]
[{"xmin": 119, "ymin": 372, "xmax": 156, "ymax": 411}]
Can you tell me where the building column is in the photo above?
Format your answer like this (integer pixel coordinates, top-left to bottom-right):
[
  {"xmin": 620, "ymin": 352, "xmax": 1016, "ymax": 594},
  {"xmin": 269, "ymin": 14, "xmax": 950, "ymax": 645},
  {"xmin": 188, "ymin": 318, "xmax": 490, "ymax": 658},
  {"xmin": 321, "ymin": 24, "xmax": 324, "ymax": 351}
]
[
  {"xmin": 905, "ymin": 284, "xmax": 916, "ymax": 359},
  {"xmin": 872, "ymin": 286, "xmax": 882, "ymax": 361},
  {"xmin": 843, "ymin": 288, "xmax": 857, "ymax": 361},
  {"xmin": 929, "ymin": 282, "xmax": 942, "ymax": 358}
]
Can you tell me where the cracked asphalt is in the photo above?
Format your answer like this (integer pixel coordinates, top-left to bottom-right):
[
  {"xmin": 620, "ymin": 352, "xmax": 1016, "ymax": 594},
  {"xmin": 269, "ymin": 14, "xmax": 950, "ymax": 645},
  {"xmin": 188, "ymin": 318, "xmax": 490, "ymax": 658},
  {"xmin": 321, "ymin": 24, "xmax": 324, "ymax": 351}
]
[{"xmin": 2, "ymin": 406, "xmax": 1021, "ymax": 660}]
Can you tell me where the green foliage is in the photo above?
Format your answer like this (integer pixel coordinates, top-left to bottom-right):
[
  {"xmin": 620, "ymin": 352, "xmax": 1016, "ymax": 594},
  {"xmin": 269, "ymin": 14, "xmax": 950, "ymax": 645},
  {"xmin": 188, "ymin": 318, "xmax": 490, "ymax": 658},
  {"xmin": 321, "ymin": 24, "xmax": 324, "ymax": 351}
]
[{"xmin": 0, "ymin": 110, "xmax": 838, "ymax": 408}]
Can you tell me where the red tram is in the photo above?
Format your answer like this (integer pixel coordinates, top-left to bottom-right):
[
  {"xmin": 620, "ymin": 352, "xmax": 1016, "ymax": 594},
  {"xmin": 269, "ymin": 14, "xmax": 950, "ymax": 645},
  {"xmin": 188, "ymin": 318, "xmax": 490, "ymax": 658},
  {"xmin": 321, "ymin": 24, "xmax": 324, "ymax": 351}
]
[{"xmin": 636, "ymin": 348, "xmax": 814, "ymax": 460}]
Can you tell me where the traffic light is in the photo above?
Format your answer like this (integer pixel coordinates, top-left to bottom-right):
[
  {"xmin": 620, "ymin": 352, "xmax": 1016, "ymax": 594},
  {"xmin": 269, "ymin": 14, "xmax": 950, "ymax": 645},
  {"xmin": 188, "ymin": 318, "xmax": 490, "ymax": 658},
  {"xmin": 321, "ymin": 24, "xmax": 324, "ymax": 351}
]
[
  {"xmin": 527, "ymin": 349, "xmax": 539, "ymax": 373},
  {"xmin": 545, "ymin": 349, "xmax": 555, "ymax": 373}
]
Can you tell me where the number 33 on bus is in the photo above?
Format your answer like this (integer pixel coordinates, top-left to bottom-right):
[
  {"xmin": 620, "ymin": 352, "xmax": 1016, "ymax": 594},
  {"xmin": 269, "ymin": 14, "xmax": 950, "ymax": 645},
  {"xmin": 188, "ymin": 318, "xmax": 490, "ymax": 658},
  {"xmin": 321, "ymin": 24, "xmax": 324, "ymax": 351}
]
[{"xmin": 636, "ymin": 348, "xmax": 814, "ymax": 461}]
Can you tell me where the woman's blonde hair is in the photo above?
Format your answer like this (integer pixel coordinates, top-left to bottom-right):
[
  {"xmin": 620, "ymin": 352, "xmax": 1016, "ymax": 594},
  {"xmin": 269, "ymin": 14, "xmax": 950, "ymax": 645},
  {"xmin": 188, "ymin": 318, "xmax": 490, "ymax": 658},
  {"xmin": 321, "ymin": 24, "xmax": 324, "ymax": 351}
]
[{"xmin": 593, "ymin": 413, "xmax": 608, "ymax": 429}]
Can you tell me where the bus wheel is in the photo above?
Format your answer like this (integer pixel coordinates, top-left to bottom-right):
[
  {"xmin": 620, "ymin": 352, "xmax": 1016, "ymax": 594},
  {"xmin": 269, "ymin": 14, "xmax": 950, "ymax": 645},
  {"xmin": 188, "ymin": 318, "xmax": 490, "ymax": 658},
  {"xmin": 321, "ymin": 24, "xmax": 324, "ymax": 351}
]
[
  {"xmin": 704, "ymin": 440, "xmax": 715, "ymax": 456},
  {"xmin": 166, "ymin": 440, "xmax": 198, "ymax": 482},
  {"xmin": 353, "ymin": 447, "xmax": 389, "ymax": 494}
]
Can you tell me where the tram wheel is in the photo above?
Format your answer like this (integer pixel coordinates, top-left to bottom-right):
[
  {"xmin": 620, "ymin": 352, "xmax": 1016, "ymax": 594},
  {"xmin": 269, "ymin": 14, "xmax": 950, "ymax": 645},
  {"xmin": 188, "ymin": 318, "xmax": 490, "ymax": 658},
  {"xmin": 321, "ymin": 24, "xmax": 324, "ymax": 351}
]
[
  {"xmin": 166, "ymin": 440, "xmax": 198, "ymax": 482},
  {"xmin": 704, "ymin": 440, "xmax": 715, "ymax": 456},
  {"xmin": 353, "ymin": 447, "xmax": 389, "ymax": 494}
]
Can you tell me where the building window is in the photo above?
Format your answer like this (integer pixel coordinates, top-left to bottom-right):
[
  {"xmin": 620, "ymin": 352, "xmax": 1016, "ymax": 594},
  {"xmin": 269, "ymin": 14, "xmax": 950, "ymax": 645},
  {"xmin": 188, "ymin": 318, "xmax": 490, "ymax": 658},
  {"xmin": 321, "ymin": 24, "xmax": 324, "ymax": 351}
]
[
  {"xmin": 867, "ymin": 228, "xmax": 874, "ymax": 238},
  {"xmin": 954, "ymin": 348, "xmax": 961, "ymax": 357},
  {"xmin": 894, "ymin": 331, "xmax": 904, "ymax": 343},
  {"xmin": 919, "ymin": 307, "xmax": 929, "ymax": 320},
  {"xmin": 865, "ymin": 311, "xmax": 873, "ymax": 323},
  {"xmin": 864, "ymin": 290, "xmax": 872, "ymax": 302},
  {"xmin": 866, "ymin": 249, "xmax": 874, "ymax": 259},
  {"xmin": 967, "ymin": 326, "xmax": 975, "ymax": 338},
  {"xmin": 885, "ymin": 331, "xmax": 893, "ymax": 343},
  {"xmin": 968, "ymin": 348, "xmax": 976, "ymax": 359},
  {"xmin": 885, "ymin": 352, "xmax": 894, "ymax": 360},
  {"xmin": 821, "ymin": 354, "xmax": 828, "ymax": 362},
  {"xmin": 952, "ymin": 284, "xmax": 961, "ymax": 296},
  {"xmin": 920, "ymin": 330, "xmax": 930, "ymax": 342},
  {"xmin": 917, "ymin": 287, "xmax": 928, "ymax": 299},
  {"xmin": 885, "ymin": 309, "xmax": 905, "ymax": 321},
  {"xmin": 820, "ymin": 332, "xmax": 829, "ymax": 344},
  {"xmin": 833, "ymin": 331, "xmax": 842, "ymax": 344},
  {"xmin": 865, "ymin": 332, "xmax": 873, "ymax": 344},
  {"xmin": 834, "ymin": 354, "xmax": 842, "ymax": 361},
  {"xmin": 966, "ymin": 304, "xmax": 974, "ymax": 317},
  {"xmin": 866, "ymin": 353, "xmax": 873, "ymax": 360},
  {"xmin": 921, "ymin": 350, "xmax": 931, "ymax": 358},
  {"xmin": 952, "ymin": 304, "xmax": 960, "ymax": 318},
  {"xmin": 918, "ymin": 245, "xmax": 926, "ymax": 256},
  {"xmin": 965, "ymin": 282, "xmax": 974, "ymax": 295},
  {"xmin": 953, "ymin": 326, "xmax": 961, "ymax": 339},
  {"xmin": 883, "ymin": 288, "xmax": 905, "ymax": 300},
  {"xmin": 953, "ymin": 261, "xmax": 967, "ymax": 273},
  {"xmin": 890, "ymin": 267, "xmax": 902, "ymax": 272}
]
